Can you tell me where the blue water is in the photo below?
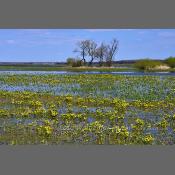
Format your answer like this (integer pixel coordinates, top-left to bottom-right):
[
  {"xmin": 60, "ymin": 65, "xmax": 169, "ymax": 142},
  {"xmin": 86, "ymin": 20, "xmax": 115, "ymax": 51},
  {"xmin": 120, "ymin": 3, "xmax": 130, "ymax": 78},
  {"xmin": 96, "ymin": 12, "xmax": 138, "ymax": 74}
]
[{"xmin": 0, "ymin": 70, "xmax": 175, "ymax": 76}]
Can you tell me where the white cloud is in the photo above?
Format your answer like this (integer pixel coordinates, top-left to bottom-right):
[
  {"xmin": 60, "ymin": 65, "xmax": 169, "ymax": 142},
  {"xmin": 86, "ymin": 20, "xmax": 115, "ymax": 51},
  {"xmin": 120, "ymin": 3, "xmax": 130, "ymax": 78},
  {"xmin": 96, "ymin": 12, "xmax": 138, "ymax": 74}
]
[
  {"xmin": 21, "ymin": 35, "xmax": 83, "ymax": 46},
  {"xmin": 18, "ymin": 29, "xmax": 52, "ymax": 37},
  {"xmin": 86, "ymin": 29, "xmax": 118, "ymax": 32},
  {"xmin": 158, "ymin": 31, "xmax": 175, "ymax": 38},
  {"xmin": 86, "ymin": 29, "xmax": 135, "ymax": 32},
  {"xmin": 6, "ymin": 40, "xmax": 16, "ymax": 44},
  {"xmin": 0, "ymin": 39, "xmax": 16, "ymax": 45},
  {"xmin": 138, "ymin": 31, "xmax": 147, "ymax": 35}
]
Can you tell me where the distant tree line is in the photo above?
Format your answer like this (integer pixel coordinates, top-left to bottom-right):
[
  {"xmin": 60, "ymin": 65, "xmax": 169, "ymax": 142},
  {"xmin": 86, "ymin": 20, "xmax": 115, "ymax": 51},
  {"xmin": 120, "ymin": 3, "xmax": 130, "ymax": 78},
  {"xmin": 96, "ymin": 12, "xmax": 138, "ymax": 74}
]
[{"xmin": 67, "ymin": 38, "xmax": 119, "ymax": 67}]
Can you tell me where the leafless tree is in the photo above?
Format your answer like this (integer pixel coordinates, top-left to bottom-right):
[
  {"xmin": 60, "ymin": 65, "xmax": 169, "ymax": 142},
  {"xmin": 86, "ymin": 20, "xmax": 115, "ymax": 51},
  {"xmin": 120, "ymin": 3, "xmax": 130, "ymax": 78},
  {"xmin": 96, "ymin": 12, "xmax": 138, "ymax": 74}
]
[
  {"xmin": 87, "ymin": 40, "xmax": 98, "ymax": 66},
  {"xmin": 96, "ymin": 42, "xmax": 108, "ymax": 66},
  {"xmin": 74, "ymin": 40, "xmax": 90, "ymax": 64},
  {"xmin": 105, "ymin": 38, "xmax": 119, "ymax": 67},
  {"xmin": 73, "ymin": 38, "xmax": 119, "ymax": 67}
]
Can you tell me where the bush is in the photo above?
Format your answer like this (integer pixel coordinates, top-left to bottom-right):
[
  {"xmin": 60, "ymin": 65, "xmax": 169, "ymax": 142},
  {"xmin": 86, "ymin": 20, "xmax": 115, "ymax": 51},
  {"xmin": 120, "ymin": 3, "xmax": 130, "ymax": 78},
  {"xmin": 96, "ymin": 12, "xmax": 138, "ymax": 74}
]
[
  {"xmin": 72, "ymin": 59, "xmax": 83, "ymax": 67},
  {"xmin": 66, "ymin": 58, "xmax": 83, "ymax": 67},
  {"xmin": 134, "ymin": 59, "xmax": 164, "ymax": 70},
  {"xmin": 165, "ymin": 57, "xmax": 175, "ymax": 68},
  {"xmin": 66, "ymin": 58, "xmax": 75, "ymax": 66}
]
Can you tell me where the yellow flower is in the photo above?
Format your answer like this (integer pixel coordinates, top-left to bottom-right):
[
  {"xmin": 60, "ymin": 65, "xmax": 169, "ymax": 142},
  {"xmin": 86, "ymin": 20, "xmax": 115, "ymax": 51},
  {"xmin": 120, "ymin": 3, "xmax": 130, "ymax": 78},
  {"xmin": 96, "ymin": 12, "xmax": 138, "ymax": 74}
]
[{"xmin": 143, "ymin": 134, "xmax": 154, "ymax": 144}]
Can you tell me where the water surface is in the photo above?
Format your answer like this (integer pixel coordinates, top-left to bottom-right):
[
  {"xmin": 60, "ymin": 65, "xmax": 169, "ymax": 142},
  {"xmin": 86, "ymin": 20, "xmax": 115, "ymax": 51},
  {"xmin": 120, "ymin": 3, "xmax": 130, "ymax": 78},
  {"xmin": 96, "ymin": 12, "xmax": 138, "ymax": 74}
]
[{"xmin": 0, "ymin": 70, "xmax": 175, "ymax": 76}]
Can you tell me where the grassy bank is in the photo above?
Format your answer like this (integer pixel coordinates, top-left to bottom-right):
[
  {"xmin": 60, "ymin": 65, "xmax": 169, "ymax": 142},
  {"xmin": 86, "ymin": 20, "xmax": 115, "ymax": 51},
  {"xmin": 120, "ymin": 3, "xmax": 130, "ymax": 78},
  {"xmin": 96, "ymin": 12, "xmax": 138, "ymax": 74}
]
[
  {"xmin": 0, "ymin": 65, "xmax": 137, "ymax": 72},
  {"xmin": 0, "ymin": 64, "xmax": 174, "ymax": 72}
]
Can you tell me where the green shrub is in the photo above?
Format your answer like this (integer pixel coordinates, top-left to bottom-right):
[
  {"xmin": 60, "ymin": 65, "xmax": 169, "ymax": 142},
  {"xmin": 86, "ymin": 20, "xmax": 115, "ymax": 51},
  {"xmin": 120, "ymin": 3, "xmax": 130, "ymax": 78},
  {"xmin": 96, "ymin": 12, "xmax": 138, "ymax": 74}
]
[
  {"xmin": 72, "ymin": 59, "xmax": 83, "ymax": 67},
  {"xmin": 165, "ymin": 57, "xmax": 175, "ymax": 68},
  {"xmin": 66, "ymin": 58, "xmax": 75, "ymax": 66},
  {"xmin": 66, "ymin": 58, "xmax": 83, "ymax": 67},
  {"xmin": 134, "ymin": 59, "xmax": 163, "ymax": 70}
]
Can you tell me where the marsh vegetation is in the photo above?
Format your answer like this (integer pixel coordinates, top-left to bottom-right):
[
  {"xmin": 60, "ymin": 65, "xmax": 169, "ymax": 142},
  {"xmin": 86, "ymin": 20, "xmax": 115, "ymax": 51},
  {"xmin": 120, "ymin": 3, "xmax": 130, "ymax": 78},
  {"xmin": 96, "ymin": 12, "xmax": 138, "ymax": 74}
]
[{"xmin": 0, "ymin": 72, "xmax": 175, "ymax": 145}]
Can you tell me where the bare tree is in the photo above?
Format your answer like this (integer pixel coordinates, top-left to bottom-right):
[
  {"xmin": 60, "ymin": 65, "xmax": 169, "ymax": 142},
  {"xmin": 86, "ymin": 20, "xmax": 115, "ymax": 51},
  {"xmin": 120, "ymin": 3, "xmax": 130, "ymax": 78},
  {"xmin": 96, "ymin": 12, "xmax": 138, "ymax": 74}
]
[
  {"xmin": 105, "ymin": 38, "xmax": 119, "ymax": 67},
  {"xmin": 96, "ymin": 42, "xmax": 108, "ymax": 66},
  {"xmin": 73, "ymin": 38, "xmax": 119, "ymax": 67},
  {"xmin": 87, "ymin": 40, "xmax": 98, "ymax": 66},
  {"xmin": 74, "ymin": 40, "xmax": 90, "ymax": 64}
]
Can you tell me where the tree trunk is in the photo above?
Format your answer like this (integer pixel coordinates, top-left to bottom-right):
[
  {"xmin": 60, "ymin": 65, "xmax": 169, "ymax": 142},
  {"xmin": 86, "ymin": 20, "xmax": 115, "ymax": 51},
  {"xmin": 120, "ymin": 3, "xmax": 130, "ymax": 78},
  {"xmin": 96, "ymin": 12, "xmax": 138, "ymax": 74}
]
[{"xmin": 88, "ymin": 57, "xmax": 94, "ymax": 66}]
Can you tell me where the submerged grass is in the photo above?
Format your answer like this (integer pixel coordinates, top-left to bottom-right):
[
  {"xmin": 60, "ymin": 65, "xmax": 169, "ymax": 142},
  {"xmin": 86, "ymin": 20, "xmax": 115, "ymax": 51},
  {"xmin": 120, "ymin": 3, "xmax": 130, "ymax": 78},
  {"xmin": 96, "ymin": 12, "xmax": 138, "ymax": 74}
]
[{"xmin": 0, "ymin": 73, "xmax": 175, "ymax": 145}]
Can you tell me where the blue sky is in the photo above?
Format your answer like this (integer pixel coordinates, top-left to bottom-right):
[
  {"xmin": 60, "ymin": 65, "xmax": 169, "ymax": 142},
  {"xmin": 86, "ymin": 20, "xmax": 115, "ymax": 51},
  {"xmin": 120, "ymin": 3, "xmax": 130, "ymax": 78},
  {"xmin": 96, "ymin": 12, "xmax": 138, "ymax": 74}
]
[{"xmin": 0, "ymin": 29, "xmax": 175, "ymax": 62}]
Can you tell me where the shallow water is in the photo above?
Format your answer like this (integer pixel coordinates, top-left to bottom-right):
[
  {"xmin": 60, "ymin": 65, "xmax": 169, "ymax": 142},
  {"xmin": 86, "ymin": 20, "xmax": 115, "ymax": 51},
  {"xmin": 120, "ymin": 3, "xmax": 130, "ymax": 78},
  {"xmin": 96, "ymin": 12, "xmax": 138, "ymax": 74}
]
[
  {"xmin": 0, "ymin": 70, "xmax": 175, "ymax": 76},
  {"xmin": 0, "ymin": 70, "xmax": 175, "ymax": 144}
]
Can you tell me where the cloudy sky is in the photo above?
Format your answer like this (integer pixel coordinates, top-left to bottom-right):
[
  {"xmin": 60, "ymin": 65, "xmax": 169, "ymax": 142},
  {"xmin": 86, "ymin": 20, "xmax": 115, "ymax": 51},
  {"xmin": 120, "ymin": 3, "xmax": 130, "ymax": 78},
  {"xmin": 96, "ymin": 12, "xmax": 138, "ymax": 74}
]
[{"xmin": 0, "ymin": 29, "xmax": 175, "ymax": 62}]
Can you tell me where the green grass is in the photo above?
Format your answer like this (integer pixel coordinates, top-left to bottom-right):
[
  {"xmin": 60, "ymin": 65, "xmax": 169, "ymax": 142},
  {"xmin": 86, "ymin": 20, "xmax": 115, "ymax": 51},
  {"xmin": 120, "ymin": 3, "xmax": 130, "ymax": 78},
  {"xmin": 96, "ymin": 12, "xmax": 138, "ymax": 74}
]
[
  {"xmin": 0, "ymin": 65, "xmax": 137, "ymax": 72},
  {"xmin": 0, "ymin": 64, "xmax": 174, "ymax": 73}
]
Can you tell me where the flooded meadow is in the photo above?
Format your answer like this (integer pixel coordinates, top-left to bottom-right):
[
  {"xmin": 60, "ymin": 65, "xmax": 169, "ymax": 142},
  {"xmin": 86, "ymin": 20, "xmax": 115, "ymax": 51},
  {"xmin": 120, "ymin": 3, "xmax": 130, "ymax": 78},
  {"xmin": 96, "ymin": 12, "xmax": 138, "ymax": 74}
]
[{"xmin": 0, "ymin": 71, "xmax": 175, "ymax": 145}]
